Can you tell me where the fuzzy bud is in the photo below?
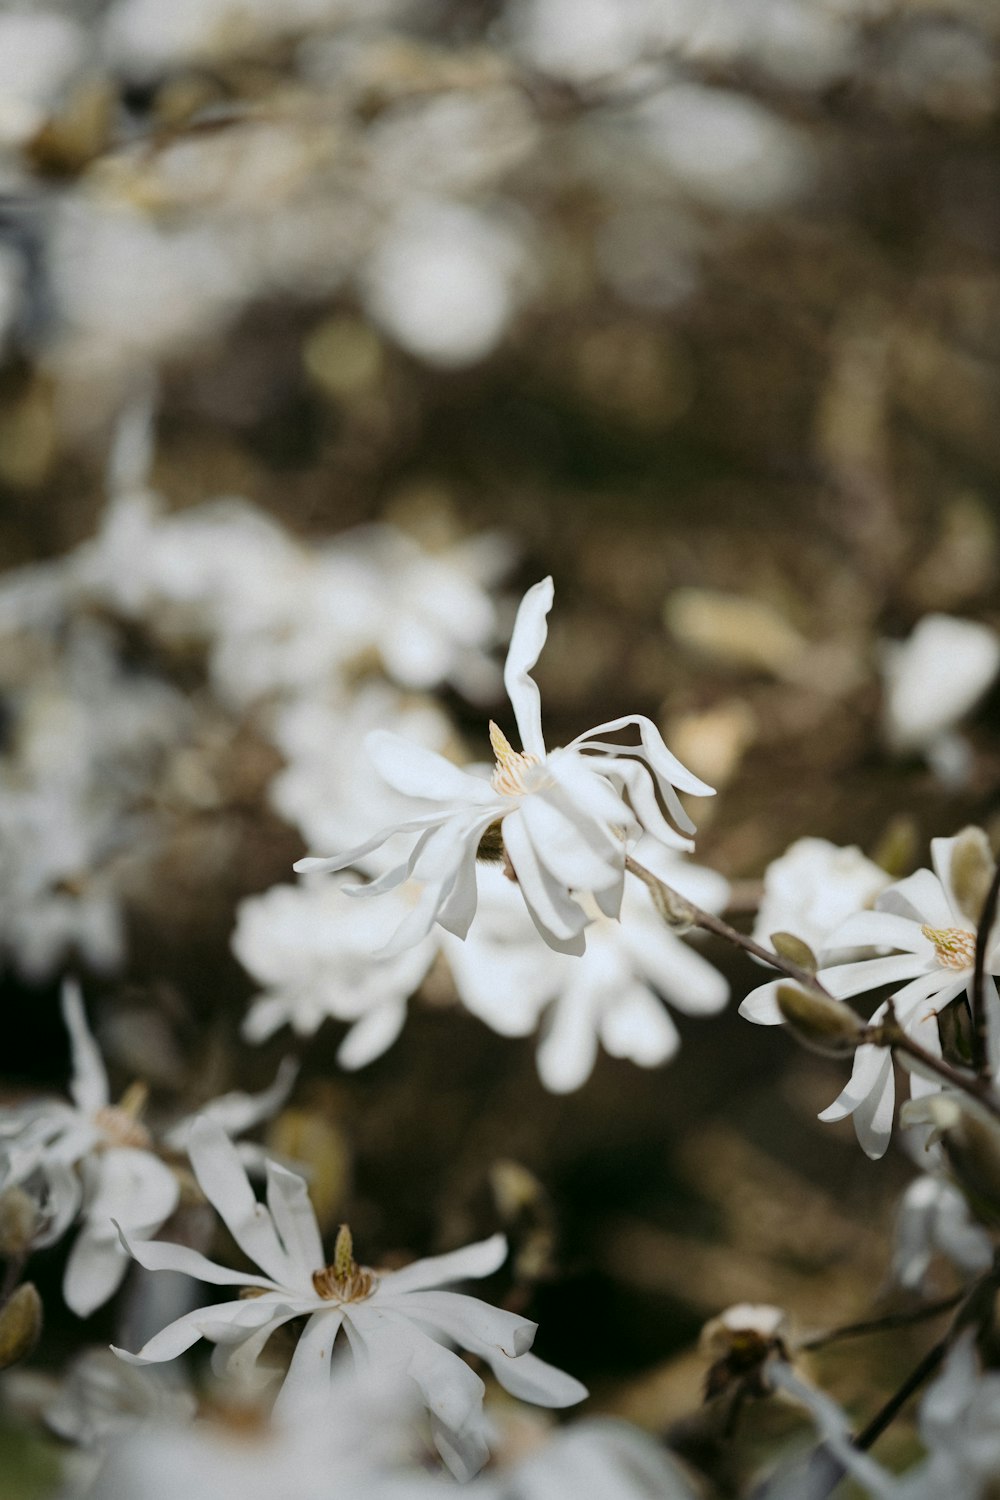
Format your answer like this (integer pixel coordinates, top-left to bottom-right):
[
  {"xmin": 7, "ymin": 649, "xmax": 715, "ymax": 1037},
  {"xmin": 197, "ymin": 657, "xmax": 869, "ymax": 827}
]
[
  {"xmin": 769, "ymin": 932, "xmax": 818, "ymax": 975},
  {"xmin": 701, "ymin": 1304, "xmax": 789, "ymax": 1400},
  {"xmin": 949, "ymin": 826, "xmax": 996, "ymax": 925},
  {"xmin": 644, "ymin": 877, "xmax": 696, "ymax": 934},
  {"xmin": 0, "ymin": 1188, "xmax": 40, "ymax": 1258},
  {"xmin": 776, "ymin": 984, "xmax": 863, "ymax": 1056},
  {"xmin": 0, "ymin": 1284, "xmax": 42, "ymax": 1370}
]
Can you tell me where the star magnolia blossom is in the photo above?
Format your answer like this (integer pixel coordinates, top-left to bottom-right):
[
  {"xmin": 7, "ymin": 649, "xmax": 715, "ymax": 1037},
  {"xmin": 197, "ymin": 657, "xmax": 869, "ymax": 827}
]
[
  {"xmin": 444, "ymin": 846, "xmax": 729, "ymax": 1093},
  {"xmin": 0, "ymin": 982, "xmax": 295, "ymax": 1317},
  {"xmin": 296, "ymin": 578, "xmax": 713, "ymax": 956},
  {"xmin": 740, "ymin": 835, "xmax": 1000, "ymax": 1159},
  {"xmin": 113, "ymin": 1118, "xmax": 586, "ymax": 1480}
]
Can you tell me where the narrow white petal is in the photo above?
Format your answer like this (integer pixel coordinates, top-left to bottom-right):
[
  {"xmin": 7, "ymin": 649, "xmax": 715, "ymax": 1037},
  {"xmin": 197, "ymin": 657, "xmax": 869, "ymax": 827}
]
[
  {"xmin": 824, "ymin": 910, "xmax": 929, "ymax": 955},
  {"xmin": 503, "ymin": 576, "xmax": 553, "ymax": 759},
  {"xmin": 520, "ymin": 793, "xmax": 622, "ymax": 892},
  {"xmin": 502, "ymin": 811, "xmax": 588, "ymax": 950},
  {"xmin": 292, "ymin": 813, "xmax": 445, "ymax": 876},
  {"xmin": 635, "ymin": 932, "xmax": 728, "ymax": 1016},
  {"xmin": 738, "ymin": 980, "xmax": 784, "ymax": 1025},
  {"xmin": 851, "ymin": 1054, "xmax": 896, "ymax": 1159},
  {"xmin": 336, "ymin": 1001, "xmax": 408, "ymax": 1070},
  {"xmin": 819, "ymin": 953, "xmax": 925, "ymax": 1000},
  {"xmin": 366, "ymin": 730, "xmax": 496, "ymax": 805},
  {"xmin": 598, "ymin": 757, "xmax": 693, "ymax": 849},
  {"xmin": 384, "ymin": 1291, "xmax": 536, "ymax": 1356},
  {"xmin": 63, "ymin": 1228, "xmax": 130, "ymax": 1318},
  {"xmin": 570, "ymin": 714, "xmax": 714, "ymax": 797},
  {"xmin": 113, "ymin": 1298, "xmax": 283, "ymax": 1366},
  {"xmin": 599, "ymin": 986, "xmax": 680, "ymax": 1066},
  {"xmin": 272, "ymin": 1309, "xmax": 342, "ymax": 1416},
  {"xmin": 878, "ymin": 869, "xmax": 952, "ymax": 929},
  {"xmin": 379, "ymin": 1232, "xmax": 507, "ymax": 1295},
  {"xmin": 265, "ymin": 1161, "xmax": 324, "ymax": 1275},
  {"xmin": 62, "ymin": 980, "xmax": 109, "ymax": 1115},
  {"xmin": 536, "ymin": 990, "xmax": 600, "ymax": 1094},
  {"xmin": 115, "ymin": 1223, "xmax": 276, "ymax": 1289},
  {"xmin": 166, "ymin": 1058, "xmax": 298, "ymax": 1151},
  {"xmin": 482, "ymin": 1348, "xmax": 588, "ymax": 1408},
  {"xmin": 187, "ymin": 1118, "xmax": 296, "ymax": 1288}
]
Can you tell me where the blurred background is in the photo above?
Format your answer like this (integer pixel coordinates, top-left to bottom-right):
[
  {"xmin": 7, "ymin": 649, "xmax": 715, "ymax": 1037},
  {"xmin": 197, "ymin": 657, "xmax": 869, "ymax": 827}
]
[{"xmin": 2, "ymin": 0, "xmax": 1000, "ymax": 1492}]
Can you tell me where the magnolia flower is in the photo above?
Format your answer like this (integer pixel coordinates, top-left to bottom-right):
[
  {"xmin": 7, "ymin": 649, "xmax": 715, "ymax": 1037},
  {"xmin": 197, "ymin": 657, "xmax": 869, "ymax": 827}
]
[
  {"xmin": 881, "ymin": 614, "xmax": 1000, "ymax": 759},
  {"xmin": 233, "ymin": 877, "xmax": 438, "ymax": 1068},
  {"xmin": 740, "ymin": 834, "xmax": 1000, "ymax": 1158},
  {"xmin": 444, "ymin": 844, "xmax": 729, "ymax": 1093},
  {"xmin": 0, "ymin": 983, "xmax": 294, "ymax": 1317},
  {"xmin": 892, "ymin": 1174, "xmax": 992, "ymax": 1292},
  {"xmin": 297, "ymin": 578, "xmax": 713, "ymax": 956},
  {"xmin": 114, "ymin": 1119, "xmax": 586, "ymax": 1480},
  {"xmin": 894, "ymin": 1330, "xmax": 1000, "ymax": 1500},
  {"xmin": 751, "ymin": 837, "xmax": 888, "ymax": 959}
]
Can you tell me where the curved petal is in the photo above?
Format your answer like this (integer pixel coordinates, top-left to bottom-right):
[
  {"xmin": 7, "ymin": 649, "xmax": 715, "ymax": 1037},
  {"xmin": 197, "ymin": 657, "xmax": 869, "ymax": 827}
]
[
  {"xmin": 634, "ymin": 931, "xmax": 729, "ymax": 1016},
  {"xmin": 820, "ymin": 953, "xmax": 924, "ymax": 1001},
  {"xmin": 536, "ymin": 990, "xmax": 600, "ymax": 1094},
  {"xmin": 113, "ymin": 1297, "xmax": 284, "ymax": 1366},
  {"xmin": 569, "ymin": 714, "xmax": 714, "ymax": 798},
  {"xmin": 378, "ymin": 1233, "xmax": 507, "ymax": 1296},
  {"xmin": 64, "ymin": 1227, "xmax": 130, "ymax": 1317},
  {"xmin": 503, "ymin": 577, "xmax": 553, "ymax": 759},
  {"xmin": 187, "ymin": 1118, "xmax": 296, "ymax": 1288},
  {"xmin": 115, "ymin": 1223, "xmax": 276, "ymax": 1290},
  {"xmin": 502, "ymin": 811, "xmax": 587, "ymax": 951},
  {"xmin": 520, "ymin": 792, "xmax": 622, "ymax": 892},
  {"xmin": 738, "ymin": 980, "xmax": 784, "ymax": 1025},
  {"xmin": 265, "ymin": 1161, "xmax": 324, "ymax": 1275},
  {"xmin": 597, "ymin": 757, "xmax": 692, "ymax": 850},
  {"xmin": 272, "ymin": 1309, "xmax": 342, "ymax": 1416},
  {"xmin": 851, "ymin": 1054, "xmax": 897, "ymax": 1160},
  {"xmin": 482, "ymin": 1347, "xmax": 588, "ymax": 1408},
  {"xmin": 825, "ymin": 910, "xmax": 929, "ymax": 956},
  {"xmin": 336, "ymin": 1001, "xmax": 408, "ymax": 1070},
  {"xmin": 62, "ymin": 980, "xmax": 108, "ymax": 1115},
  {"xmin": 878, "ymin": 870, "xmax": 952, "ymax": 929},
  {"xmin": 599, "ymin": 985, "xmax": 679, "ymax": 1067},
  {"xmin": 384, "ymin": 1290, "xmax": 536, "ymax": 1357}
]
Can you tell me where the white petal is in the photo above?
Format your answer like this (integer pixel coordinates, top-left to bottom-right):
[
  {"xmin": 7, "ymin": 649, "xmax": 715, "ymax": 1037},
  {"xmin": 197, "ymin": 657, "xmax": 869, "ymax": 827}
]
[
  {"xmin": 503, "ymin": 576, "xmax": 553, "ymax": 759},
  {"xmin": 598, "ymin": 757, "xmax": 693, "ymax": 849},
  {"xmin": 115, "ymin": 1223, "xmax": 276, "ymax": 1290},
  {"xmin": 483, "ymin": 1348, "xmax": 588, "ymax": 1408},
  {"xmin": 265, "ymin": 1161, "xmax": 324, "ymax": 1275},
  {"xmin": 851, "ymin": 1054, "xmax": 896, "ymax": 1159},
  {"xmin": 366, "ymin": 730, "xmax": 496, "ymax": 805},
  {"xmin": 379, "ymin": 1232, "xmax": 507, "ymax": 1295},
  {"xmin": 167, "ymin": 1059, "xmax": 298, "ymax": 1151},
  {"xmin": 272, "ymin": 1309, "xmax": 342, "ymax": 1415},
  {"xmin": 878, "ymin": 869, "xmax": 952, "ymax": 929},
  {"xmin": 536, "ymin": 991, "xmax": 600, "ymax": 1094},
  {"xmin": 819, "ymin": 953, "xmax": 925, "ymax": 1000},
  {"xmin": 64, "ymin": 1227, "xmax": 131, "ymax": 1317},
  {"xmin": 570, "ymin": 714, "xmax": 714, "ymax": 797},
  {"xmin": 113, "ymin": 1297, "xmax": 283, "ymax": 1367},
  {"xmin": 292, "ymin": 812, "xmax": 446, "ymax": 876},
  {"xmin": 187, "ymin": 1118, "xmax": 296, "ymax": 1288},
  {"xmin": 599, "ymin": 986, "xmax": 679, "ymax": 1067},
  {"xmin": 382, "ymin": 1290, "xmax": 536, "ymax": 1357},
  {"xmin": 502, "ymin": 811, "xmax": 587, "ymax": 951},
  {"xmin": 520, "ymin": 792, "xmax": 622, "ymax": 892},
  {"xmin": 738, "ymin": 980, "xmax": 784, "ymax": 1025},
  {"xmin": 825, "ymin": 910, "xmax": 929, "ymax": 955},
  {"xmin": 336, "ymin": 1001, "xmax": 408, "ymax": 1070},
  {"xmin": 86, "ymin": 1149, "xmax": 179, "ymax": 1237},
  {"xmin": 634, "ymin": 931, "xmax": 728, "ymax": 1016},
  {"xmin": 346, "ymin": 1305, "xmax": 486, "ymax": 1435},
  {"xmin": 62, "ymin": 980, "xmax": 109, "ymax": 1115}
]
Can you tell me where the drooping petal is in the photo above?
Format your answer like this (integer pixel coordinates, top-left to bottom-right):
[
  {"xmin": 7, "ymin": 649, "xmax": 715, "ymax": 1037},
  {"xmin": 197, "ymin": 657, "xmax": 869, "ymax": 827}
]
[
  {"xmin": 265, "ymin": 1161, "xmax": 324, "ymax": 1277},
  {"xmin": 850, "ymin": 1053, "xmax": 897, "ymax": 1160},
  {"xmin": 113, "ymin": 1296, "xmax": 283, "ymax": 1367},
  {"xmin": 481, "ymin": 1347, "xmax": 588, "ymax": 1408},
  {"xmin": 366, "ymin": 731, "xmax": 496, "ymax": 805},
  {"xmin": 336, "ymin": 1001, "xmax": 408, "ymax": 1070},
  {"xmin": 536, "ymin": 987, "xmax": 600, "ymax": 1094},
  {"xmin": 292, "ymin": 812, "xmax": 446, "ymax": 877},
  {"xmin": 597, "ymin": 757, "xmax": 693, "ymax": 850},
  {"xmin": 569, "ymin": 714, "xmax": 714, "ymax": 798},
  {"xmin": 62, "ymin": 980, "xmax": 109, "ymax": 1115},
  {"xmin": 378, "ymin": 1232, "xmax": 507, "ymax": 1295},
  {"xmin": 271, "ymin": 1308, "xmax": 343, "ymax": 1415},
  {"xmin": 520, "ymin": 792, "xmax": 622, "ymax": 892},
  {"xmin": 187, "ymin": 1118, "xmax": 296, "ymax": 1288},
  {"xmin": 346, "ymin": 1304, "xmax": 487, "ymax": 1437},
  {"xmin": 598, "ymin": 985, "xmax": 680, "ymax": 1067},
  {"xmin": 502, "ymin": 811, "xmax": 587, "ymax": 952},
  {"xmin": 503, "ymin": 576, "xmax": 553, "ymax": 759}
]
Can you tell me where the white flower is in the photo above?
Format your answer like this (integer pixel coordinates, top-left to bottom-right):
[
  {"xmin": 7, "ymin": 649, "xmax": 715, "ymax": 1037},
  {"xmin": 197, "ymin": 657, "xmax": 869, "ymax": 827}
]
[
  {"xmin": 46, "ymin": 1348, "xmax": 197, "ymax": 1450},
  {"xmin": 881, "ymin": 613, "xmax": 1000, "ymax": 757},
  {"xmin": 297, "ymin": 578, "xmax": 713, "ymax": 956},
  {"xmin": 0, "ymin": 983, "xmax": 295, "ymax": 1317},
  {"xmin": 444, "ymin": 843, "xmax": 729, "ymax": 1093},
  {"xmin": 752, "ymin": 837, "xmax": 889, "ymax": 959},
  {"xmin": 233, "ymin": 878, "xmax": 438, "ymax": 1068},
  {"xmin": 895, "ymin": 1331, "xmax": 1000, "ymax": 1499},
  {"xmin": 892, "ymin": 1174, "xmax": 992, "ymax": 1292},
  {"xmin": 740, "ymin": 834, "xmax": 1000, "ymax": 1159},
  {"xmin": 113, "ymin": 1118, "xmax": 586, "ymax": 1480},
  {"xmin": 480, "ymin": 1417, "xmax": 701, "ymax": 1500}
]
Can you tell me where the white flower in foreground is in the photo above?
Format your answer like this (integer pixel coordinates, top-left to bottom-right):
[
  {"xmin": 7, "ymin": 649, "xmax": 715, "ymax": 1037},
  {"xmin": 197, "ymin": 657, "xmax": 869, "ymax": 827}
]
[
  {"xmin": 0, "ymin": 983, "xmax": 295, "ymax": 1317},
  {"xmin": 752, "ymin": 837, "xmax": 888, "ymax": 959},
  {"xmin": 882, "ymin": 613, "xmax": 1000, "ymax": 758},
  {"xmin": 297, "ymin": 578, "xmax": 713, "ymax": 956},
  {"xmin": 480, "ymin": 1417, "xmax": 701, "ymax": 1500},
  {"xmin": 234, "ymin": 878, "xmax": 438, "ymax": 1068},
  {"xmin": 114, "ymin": 1119, "xmax": 586, "ymax": 1480},
  {"xmin": 445, "ymin": 844, "xmax": 729, "ymax": 1093},
  {"xmin": 892, "ymin": 1173, "xmax": 992, "ymax": 1292},
  {"xmin": 894, "ymin": 1331, "xmax": 1000, "ymax": 1500},
  {"xmin": 740, "ymin": 834, "xmax": 1000, "ymax": 1159}
]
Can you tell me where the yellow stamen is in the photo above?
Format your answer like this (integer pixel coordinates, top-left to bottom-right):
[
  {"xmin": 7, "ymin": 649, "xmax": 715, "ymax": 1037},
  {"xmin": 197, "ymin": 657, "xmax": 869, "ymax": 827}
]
[
  {"xmin": 311, "ymin": 1222, "xmax": 378, "ymax": 1304},
  {"xmin": 489, "ymin": 721, "xmax": 515, "ymax": 767},
  {"xmin": 489, "ymin": 721, "xmax": 542, "ymax": 797},
  {"xmin": 921, "ymin": 924, "xmax": 977, "ymax": 971}
]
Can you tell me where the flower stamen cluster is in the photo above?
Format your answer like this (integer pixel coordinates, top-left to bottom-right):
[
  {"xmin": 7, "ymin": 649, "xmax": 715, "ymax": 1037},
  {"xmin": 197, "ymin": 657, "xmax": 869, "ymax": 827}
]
[
  {"xmin": 311, "ymin": 1224, "xmax": 378, "ymax": 1304},
  {"xmin": 922, "ymin": 924, "xmax": 977, "ymax": 971}
]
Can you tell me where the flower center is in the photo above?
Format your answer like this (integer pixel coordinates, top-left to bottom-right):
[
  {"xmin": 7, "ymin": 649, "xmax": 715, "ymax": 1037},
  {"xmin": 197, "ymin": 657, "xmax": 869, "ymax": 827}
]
[
  {"xmin": 93, "ymin": 1082, "xmax": 153, "ymax": 1150},
  {"xmin": 489, "ymin": 721, "xmax": 542, "ymax": 797},
  {"xmin": 311, "ymin": 1223, "xmax": 378, "ymax": 1304},
  {"xmin": 921, "ymin": 924, "xmax": 977, "ymax": 971}
]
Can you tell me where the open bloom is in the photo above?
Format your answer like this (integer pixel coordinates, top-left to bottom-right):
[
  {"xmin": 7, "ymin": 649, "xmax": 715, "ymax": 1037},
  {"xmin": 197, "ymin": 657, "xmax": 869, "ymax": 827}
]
[
  {"xmin": 0, "ymin": 982, "xmax": 295, "ymax": 1316},
  {"xmin": 740, "ymin": 834, "xmax": 1000, "ymax": 1159},
  {"xmin": 444, "ymin": 844, "xmax": 729, "ymax": 1092},
  {"xmin": 114, "ymin": 1119, "xmax": 586, "ymax": 1480},
  {"xmin": 296, "ymin": 578, "xmax": 712, "ymax": 955},
  {"xmin": 751, "ymin": 837, "xmax": 888, "ymax": 959}
]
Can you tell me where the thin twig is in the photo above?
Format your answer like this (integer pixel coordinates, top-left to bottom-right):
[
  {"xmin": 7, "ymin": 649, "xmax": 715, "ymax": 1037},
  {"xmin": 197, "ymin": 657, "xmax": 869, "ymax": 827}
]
[
  {"xmin": 797, "ymin": 1291, "xmax": 964, "ymax": 1352},
  {"xmin": 972, "ymin": 860, "xmax": 1000, "ymax": 1080}
]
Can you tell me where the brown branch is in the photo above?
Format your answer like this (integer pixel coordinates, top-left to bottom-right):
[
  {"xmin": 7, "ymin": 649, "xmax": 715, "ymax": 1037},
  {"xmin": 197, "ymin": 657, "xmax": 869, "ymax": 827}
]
[{"xmin": 972, "ymin": 860, "xmax": 1000, "ymax": 1080}]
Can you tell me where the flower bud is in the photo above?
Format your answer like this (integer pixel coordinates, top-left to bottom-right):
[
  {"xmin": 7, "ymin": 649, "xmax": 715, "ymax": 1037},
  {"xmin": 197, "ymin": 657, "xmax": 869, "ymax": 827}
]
[
  {"xmin": 701, "ymin": 1304, "xmax": 788, "ymax": 1399},
  {"xmin": 949, "ymin": 826, "xmax": 996, "ymax": 925},
  {"xmin": 769, "ymin": 932, "xmax": 818, "ymax": 975},
  {"xmin": 644, "ymin": 877, "xmax": 696, "ymax": 934},
  {"xmin": 776, "ymin": 984, "xmax": 863, "ymax": 1056},
  {"xmin": 0, "ymin": 1187, "xmax": 40, "ymax": 1258},
  {"xmin": 0, "ymin": 1284, "xmax": 42, "ymax": 1370}
]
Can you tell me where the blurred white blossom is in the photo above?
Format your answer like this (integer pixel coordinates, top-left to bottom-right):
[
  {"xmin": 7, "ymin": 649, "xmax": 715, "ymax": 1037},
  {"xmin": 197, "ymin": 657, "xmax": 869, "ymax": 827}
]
[
  {"xmin": 881, "ymin": 614, "xmax": 1000, "ymax": 765},
  {"xmin": 752, "ymin": 837, "xmax": 889, "ymax": 959}
]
